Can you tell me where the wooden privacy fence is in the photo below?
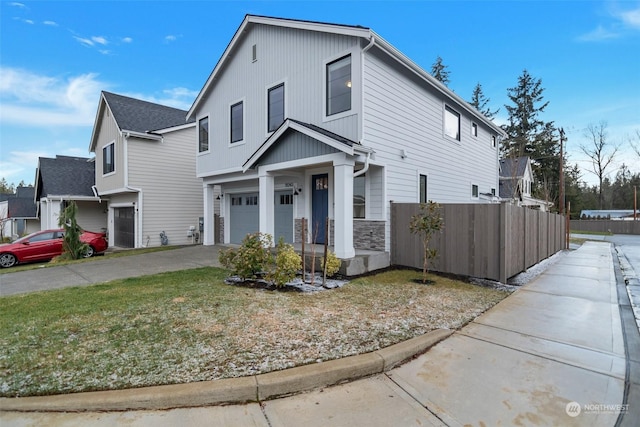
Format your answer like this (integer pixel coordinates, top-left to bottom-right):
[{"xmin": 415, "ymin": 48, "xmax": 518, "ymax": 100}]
[
  {"xmin": 391, "ymin": 203, "xmax": 566, "ymax": 283},
  {"xmin": 570, "ymin": 220, "xmax": 639, "ymax": 235}
]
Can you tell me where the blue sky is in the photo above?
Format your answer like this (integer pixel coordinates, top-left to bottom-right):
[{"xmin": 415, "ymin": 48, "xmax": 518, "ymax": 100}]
[{"xmin": 1, "ymin": 0, "xmax": 639, "ymax": 188}]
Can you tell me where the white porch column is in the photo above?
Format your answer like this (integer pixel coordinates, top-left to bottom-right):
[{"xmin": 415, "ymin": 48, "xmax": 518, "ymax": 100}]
[
  {"xmin": 333, "ymin": 159, "xmax": 355, "ymax": 259},
  {"xmin": 259, "ymin": 170, "xmax": 275, "ymax": 243},
  {"xmin": 203, "ymin": 184, "xmax": 215, "ymax": 245}
]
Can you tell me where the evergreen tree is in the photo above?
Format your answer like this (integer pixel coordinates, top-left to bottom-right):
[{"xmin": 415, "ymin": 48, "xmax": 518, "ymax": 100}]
[
  {"xmin": 58, "ymin": 201, "xmax": 88, "ymax": 260},
  {"xmin": 430, "ymin": 56, "xmax": 450, "ymax": 86},
  {"xmin": 469, "ymin": 82, "xmax": 499, "ymax": 119},
  {"xmin": 0, "ymin": 178, "xmax": 15, "ymax": 194},
  {"xmin": 501, "ymin": 70, "xmax": 559, "ymax": 209}
]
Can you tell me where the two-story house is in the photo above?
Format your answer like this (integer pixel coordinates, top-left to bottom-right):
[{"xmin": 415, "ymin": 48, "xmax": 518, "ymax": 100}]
[
  {"xmin": 187, "ymin": 15, "xmax": 506, "ymax": 260},
  {"xmin": 89, "ymin": 91, "xmax": 203, "ymax": 248},
  {"xmin": 499, "ymin": 156, "xmax": 553, "ymax": 211}
]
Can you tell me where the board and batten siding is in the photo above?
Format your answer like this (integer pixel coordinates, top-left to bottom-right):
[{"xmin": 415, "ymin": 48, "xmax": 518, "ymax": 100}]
[
  {"xmin": 94, "ymin": 107, "xmax": 125, "ymax": 192},
  {"xmin": 196, "ymin": 24, "xmax": 360, "ymax": 178},
  {"xmin": 127, "ymin": 126, "xmax": 203, "ymax": 247}
]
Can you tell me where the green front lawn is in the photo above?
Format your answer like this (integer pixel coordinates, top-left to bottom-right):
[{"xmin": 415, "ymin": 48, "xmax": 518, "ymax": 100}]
[{"xmin": 0, "ymin": 268, "xmax": 508, "ymax": 397}]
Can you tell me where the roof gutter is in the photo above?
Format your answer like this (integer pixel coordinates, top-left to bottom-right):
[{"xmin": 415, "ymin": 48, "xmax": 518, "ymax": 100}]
[{"xmin": 124, "ymin": 130, "xmax": 163, "ymax": 141}]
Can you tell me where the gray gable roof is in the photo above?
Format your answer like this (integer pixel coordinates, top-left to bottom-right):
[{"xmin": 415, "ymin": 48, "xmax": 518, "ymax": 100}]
[
  {"xmin": 36, "ymin": 156, "xmax": 96, "ymax": 198},
  {"xmin": 102, "ymin": 91, "xmax": 193, "ymax": 133},
  {"xmin": 499, "ymin": 156, "xmax": 529, "ymax": 179}
]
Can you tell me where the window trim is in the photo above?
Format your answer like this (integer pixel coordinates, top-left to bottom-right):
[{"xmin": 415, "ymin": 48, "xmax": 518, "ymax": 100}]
[
  {"xmin": 471, "ymin": 122, "xmax": 478, "ymax": 138},
  {"xmin": 102, "ymin": 141, "xmax": 115, "ymax": 176},
  {"xmin": 491, "ymin": 135, "xmax": 497, "ymax": 149},
  {"xmin": 353, "ymin": 173, "xmax": 366, "ymax": 219},
  {"xmin": 198, "ymin": 116, "xmax": 209, "ymax": 154},
  {"xmin": 322, "ymin": 49, "xmax": 358, "ymax": 122},
  {"xmin": 229, "ymin": 98, "xmax": 245, "ymax": 146},
  {"xmin": 418, "ymin": 173, "xmax": 428, "ymax": 204},
  {"xmin": 444, "ymin": 105, "xmax": 461, "ymax": 141},
  {"xmin": 471, "ymin": 183, "xmax": 479, "ymax": 199},
  {"xmin": 266, "ymin": 81, "xmax": 286, "ymax": 134}
]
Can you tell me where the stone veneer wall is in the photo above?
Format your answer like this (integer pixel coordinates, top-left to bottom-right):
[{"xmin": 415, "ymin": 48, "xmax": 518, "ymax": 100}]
[
  {"xmin": 353, "ymin": 220, "xmax": 385, "ymax": 250},
  {"xmin": 294, "ymin": 218, "xmax": 385, "ymax": 251}
]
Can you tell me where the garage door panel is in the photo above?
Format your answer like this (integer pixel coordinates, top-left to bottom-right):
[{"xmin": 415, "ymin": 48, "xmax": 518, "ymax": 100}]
[{"xmin": 230, "ymin": 193, "xmax": 259, "ymax": 244}]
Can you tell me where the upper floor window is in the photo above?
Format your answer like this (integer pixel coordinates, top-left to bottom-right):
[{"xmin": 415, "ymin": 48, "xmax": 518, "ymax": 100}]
[
  {"xmin": 472, "ymin": 184, "xmax": 479, "ymax": 198},
  {"xmin": 444, "ymin": 106, "xmax": 460, "ymax": 141},
  {"xmin": 103, "ymin": 142, "xmax": 114, "ymax": 175},
  {"xmin": 491, "ymin": 135, "xmax": 497, "ymax": 148},
  {"xmin": 230, "ymin": 101, "xmax": 243, "ymax": 143},
  {"xmin": 353, "ymin": 174, "xmax": 365, "ymax": 218},
  {"xmin": 327, "ymin": 55, "xmax": 351, "ymax": 116},
  {"xmin": 419, "ymin": 174, "xmax": 428, "ymax": 203},
  {"xmin": 198, "ymin": 117, "xmax": 209, "ymax": 153},
  {"xmin": 268, "ymin": 83, "xmax": 285, "ymax": 132},
  {"xmin": 471, "ymin": 122, "xmax": 478, "ymax": 137}
]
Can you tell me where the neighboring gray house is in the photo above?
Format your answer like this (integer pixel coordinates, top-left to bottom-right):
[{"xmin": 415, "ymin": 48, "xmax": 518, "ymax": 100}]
[
  {"xmin": 499, "ymin": 156, "xmax": 552, "ymax": 212},
  {"xmin": 35, "ymin": 155, "xmax": 106, "ymax": 232},
  {"xmin": 89, "ymin": 91, "xmax": 202, "ymax": 248},
  {"xmin": 0, "ymin": 186, "xmax": 39, "ymax": 239},
  {"xmin": 187, "ymin": 15, "xmax": 506, "ymax": 260}
]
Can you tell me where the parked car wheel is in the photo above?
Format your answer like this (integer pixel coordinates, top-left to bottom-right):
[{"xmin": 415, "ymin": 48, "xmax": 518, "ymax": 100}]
[
  {"xmin": 0, "ymin": 253, "xmax": 17, "ymax": 268},
  {"xmin": 82, "ymin": 246, "xmax": 95, "ymax": 258}
]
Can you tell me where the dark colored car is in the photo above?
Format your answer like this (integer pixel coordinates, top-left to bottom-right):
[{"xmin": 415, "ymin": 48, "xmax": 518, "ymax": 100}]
[{"xmin": 0, "ymin": 229, "xmax": 108, "ymax": 268}]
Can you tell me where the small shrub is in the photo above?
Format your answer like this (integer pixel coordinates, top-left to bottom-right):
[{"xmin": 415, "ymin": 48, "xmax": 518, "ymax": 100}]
[
  {"xmin": 218, "ymin": 233, "xmax": 272, "ymax": 280},
  {"xmin": 267, "ymin": 238, "xmax": 301, "ymax": 287},
  {"xmin": 409, "ymin": 201, "xmax": 444, "ymax": 284},
  {"xmin": 321, "ymin": 250, "xmax": 341, "ymax": 277}
]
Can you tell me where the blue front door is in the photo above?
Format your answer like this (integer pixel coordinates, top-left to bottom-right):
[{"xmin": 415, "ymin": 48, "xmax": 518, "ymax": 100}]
[{"xmin": 312, "ymin": 174, "xmax": 329, "ymax": 244}]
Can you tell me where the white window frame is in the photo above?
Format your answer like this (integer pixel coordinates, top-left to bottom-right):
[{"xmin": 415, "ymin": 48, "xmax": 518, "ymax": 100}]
[
  {"xmin": 102, "ymin": 141, "xmax": 116, "ymax": 176},
  {"xmin": 471, "ymin": 183, "xmax": 479, "ymax": 199},
  {"xmin": 229, "ymin": 97, "xmax": 246, "ymax": 147},
  {"xmin": 471, "ymin": 122, "xmax": 478, "ymax": 138},
  {"xmin": 322, "ymin": 48, "xmax": 359, "ymax": 122},
  {"xmin": 444, "ymin": 105, "xmax": 461, "ymax": 141},
  {"xmin": 198, "ymin": 115, "xmax": 210, "ymax": 154},
  {"xmin": 491, "ymin": 135, "xmax": 497, "ymax": 149},
  {"xmin": 265, "ymin": 79, "xmax": 287, "ymax": 135},
  {"xmin": 418, "ymin": 172, "xmax": 428, "ymax": 203}
]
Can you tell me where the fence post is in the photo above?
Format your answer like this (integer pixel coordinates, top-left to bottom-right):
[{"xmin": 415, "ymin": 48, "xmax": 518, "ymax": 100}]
[{"xmin": 499, "ymin": 203, "xmax": 509, "ymax": 283}]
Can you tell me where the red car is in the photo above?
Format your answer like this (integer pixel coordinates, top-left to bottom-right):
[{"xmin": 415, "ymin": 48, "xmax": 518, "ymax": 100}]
[{"xmin": 0, "ymin": 229, "xmax": 108, "ymax": 268}]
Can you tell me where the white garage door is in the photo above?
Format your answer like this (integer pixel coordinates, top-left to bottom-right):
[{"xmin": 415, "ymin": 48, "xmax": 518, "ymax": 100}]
[
  {"xmin": 229, "ymin": 193, "xmax": 259, "ymax": 244},
  {"xmin": 274, "ymin": 190, "xmax": 293, "ymax": 243}
]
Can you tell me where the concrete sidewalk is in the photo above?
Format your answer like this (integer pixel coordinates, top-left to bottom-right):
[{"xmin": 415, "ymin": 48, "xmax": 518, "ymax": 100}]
[{"xmin": 1, "ymin": 242, "xmax": 630, "ymax": 426}]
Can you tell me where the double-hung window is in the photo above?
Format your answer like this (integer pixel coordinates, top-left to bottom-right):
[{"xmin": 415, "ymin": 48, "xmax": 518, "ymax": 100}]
[
  {"xmin": 103, "ymin": 142, "xmax": 114, "ymax": 175},
  {"xmin": 268, "ymin": 83, "xmax": 284, "ymax": 132},
  {"xmin": 198, "ymin": 117, "xmax": 209, "ymax": 152},
  {"xmin": 326, "ymin": 55, "xmax": 351, "ymax": 116},
  {"xmin": 230, "ymin": 101, "xmax": 243, "ymax": 143},
  {"xmin": 419, "ymin": 174, "xmax": 428, "ymax": 203},
  {"xmin": 444, "ymin": 105, "xmax": 460, "ymax": 141}
]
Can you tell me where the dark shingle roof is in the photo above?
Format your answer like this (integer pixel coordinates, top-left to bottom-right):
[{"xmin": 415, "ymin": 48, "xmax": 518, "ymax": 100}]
[
  {"xmin": 499, "ymin": 179, "xmax": 520, "ymax": 200},
  {"xmin": 7, "ymin": 186, "xmax": 37, "ymax": 218},
  {"xmin": 103, "ymin": 91, "xmax": 193, "ymax": 133},
  {"xmin": 37, "ymin": 156, "xmax": 95, "ymax": 198},
  {"xmin": 499, "ymin": 156, "xmax": 529, "ymax": 179},
  {"xmin": 289, "ymin": 119, "xmax": 357, "ymax": 147}
]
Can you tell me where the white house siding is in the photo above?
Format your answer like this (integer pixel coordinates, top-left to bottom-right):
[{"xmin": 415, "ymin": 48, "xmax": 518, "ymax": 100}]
[
  {"xmin": 0, "ymin": 201, "xmax": 10, "ymax": 239},
  {"xmin": 362, "ymin": 47, "xmax": 500, "ymax": 251},
  {"xmin": 195, "ymin": 24, "xmax": 360, "ymax": 178},
  {"xmin": 39, "ymin": 199, "xmax": 61, "ymax": 230},
  {"xmin": 93, "ymin": 107, "xmax": 125, "ymax": 193},
  {"xmin": 75, "ymin": 200, "xmax": 107, "ymax": 232},
  {"xmin": 127, "ymin": 127, "xmax": 203, "ymax": 247}
]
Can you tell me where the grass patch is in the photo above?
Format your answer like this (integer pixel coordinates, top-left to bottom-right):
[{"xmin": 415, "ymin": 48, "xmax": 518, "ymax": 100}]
[
  {"xmin": 569, "ymin": 229, "xmax": 613, "ymax": 236},
  {"xmin": 0, "ymin": 268, "xmax": 508, "ymax": 397}
]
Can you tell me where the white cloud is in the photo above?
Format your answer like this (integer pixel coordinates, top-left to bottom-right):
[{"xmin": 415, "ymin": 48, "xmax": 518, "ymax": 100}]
[
  {"xmin": 122, "ymin": 37, "xmax": 133, "ymax": 43},
  {"xmin": 165, "ymin": 35, "xmax": 177, "ymax": 42},
  {"xmin": 92, "ymin": 36, "xmax": 108, "ymax": 45},
  {"xmin": 576, "ymin": 25, "xmax": 620, "ymax": 42},
  {"xmin": 98, "ymin": 50, "xmax": 111, "ymax": 56},
  {"xmin": 74, "ymin": 36, "xmax": 94, "ymax": 47},
  {"xmin": 8, "ymin": 2, "xmax": 27, "ymax": 9},
  {"xmin": 13, "ymin": 17, "xmax": 34, "ymax": 24},
  {"xmin": 618, "ymin": 7, "xmax": 640, "ymax": 28},
  {"xmin": 43, "ymin": 20, "xmax": 58, "ymax": 26},
  {"xmin": 0, "ymin": 67, "xmax": 105, "ymax": 126}
]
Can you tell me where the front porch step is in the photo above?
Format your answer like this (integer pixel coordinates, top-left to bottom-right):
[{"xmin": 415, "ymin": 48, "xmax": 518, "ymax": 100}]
[{"xmin": 298, "ymin": 249, "xmax": 390, "ymax": 277}]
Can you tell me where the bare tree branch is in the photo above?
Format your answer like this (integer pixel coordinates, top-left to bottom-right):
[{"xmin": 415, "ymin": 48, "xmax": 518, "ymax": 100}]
[{"xmin": 580, "ymin": 121, "xmax": 620, "ymax": 209}]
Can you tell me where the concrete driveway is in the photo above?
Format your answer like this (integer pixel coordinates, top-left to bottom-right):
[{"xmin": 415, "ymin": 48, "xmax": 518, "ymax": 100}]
[{"xmin": 0, "ymin": 245, "xmax": 222, "ymax": 296}]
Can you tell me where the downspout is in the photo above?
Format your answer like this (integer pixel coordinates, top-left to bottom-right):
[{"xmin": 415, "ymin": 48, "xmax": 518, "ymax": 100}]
[{"xmin": 353, "ymin": 150, "xmax": 371, "ymax": 178}]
